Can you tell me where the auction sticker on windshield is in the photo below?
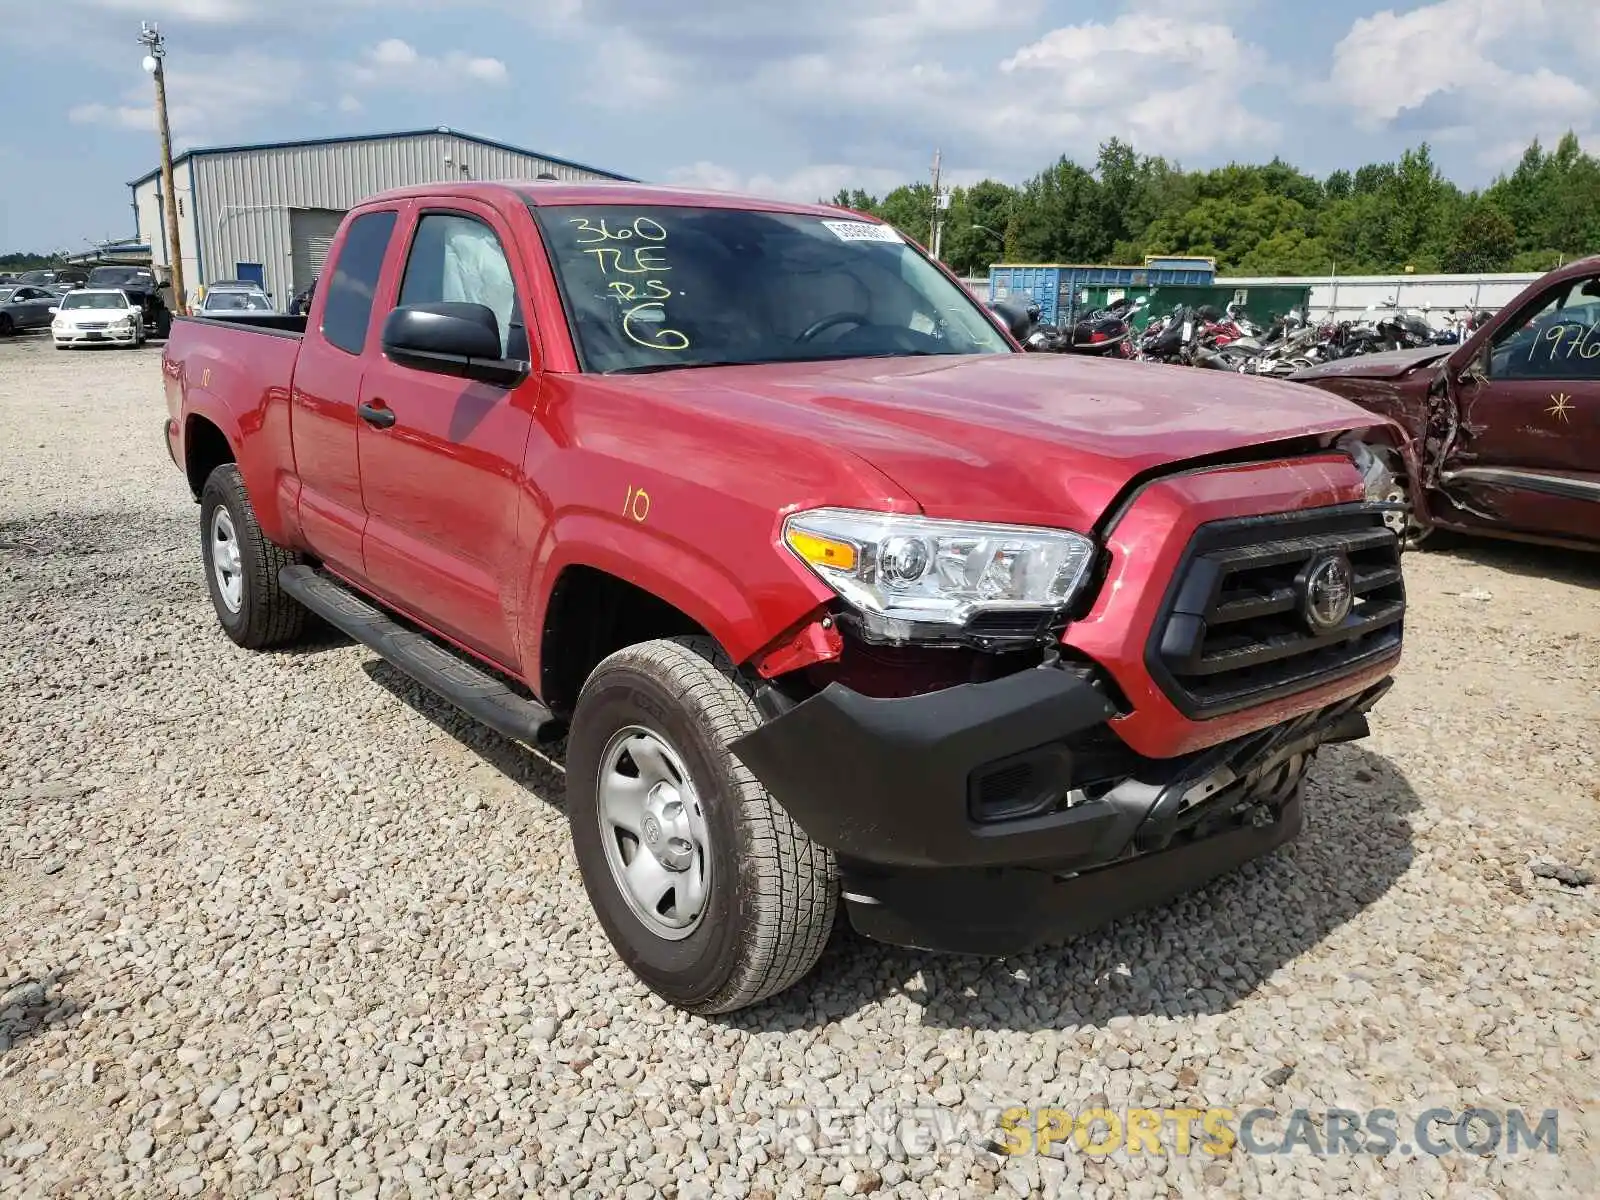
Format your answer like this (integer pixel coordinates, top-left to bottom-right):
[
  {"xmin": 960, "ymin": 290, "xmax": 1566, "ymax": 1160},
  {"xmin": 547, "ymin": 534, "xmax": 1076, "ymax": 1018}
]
[{"xmin": 822, "ymin": 220, "xmax": 903, "ymax": 244}]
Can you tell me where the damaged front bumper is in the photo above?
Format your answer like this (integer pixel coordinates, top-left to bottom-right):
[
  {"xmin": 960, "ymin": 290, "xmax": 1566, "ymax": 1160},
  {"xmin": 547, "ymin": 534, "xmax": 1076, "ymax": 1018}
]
[{"xmin": 730, "ymin": 664, "xmax": 1391, "ymax": 956}]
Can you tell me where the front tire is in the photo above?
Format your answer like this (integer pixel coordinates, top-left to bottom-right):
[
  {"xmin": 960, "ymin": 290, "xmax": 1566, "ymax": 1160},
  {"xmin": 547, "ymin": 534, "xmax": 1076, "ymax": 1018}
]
[
  {"xmin": 199, "ymin": 464, "xmax": 307, "ymax": 649},
  {"xmin": 567, "ymin": 637, "xmax": 837, "ymax": 1014}
]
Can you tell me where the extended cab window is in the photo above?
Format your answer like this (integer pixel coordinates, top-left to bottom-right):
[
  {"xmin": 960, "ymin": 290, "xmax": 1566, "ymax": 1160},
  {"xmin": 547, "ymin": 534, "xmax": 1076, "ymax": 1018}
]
[
  {"xmin": 399, "ymin": 213, "xmax": 526, "ymax": 359},
  {"xmin": 1488, "ymin": 275, "xmax": 1600, "ymax": 381},
  {"xmin": 530, "ymin": 204, "xmax": 1012, "ymax": 373},
  {"xmin": 320, "ymin": 209, "xmax": 398, "ymax": 355}
]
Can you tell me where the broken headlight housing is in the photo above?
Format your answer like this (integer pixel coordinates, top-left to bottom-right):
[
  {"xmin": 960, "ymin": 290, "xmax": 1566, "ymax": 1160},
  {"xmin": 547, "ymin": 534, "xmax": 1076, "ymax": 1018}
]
[
  {"xmin": 1339, "ymin": 434, "xmax": 1409, "ymax": 537},
  {"xmin": 782, "ymin": 507, "xmax": 1097, "ymax": 646}
]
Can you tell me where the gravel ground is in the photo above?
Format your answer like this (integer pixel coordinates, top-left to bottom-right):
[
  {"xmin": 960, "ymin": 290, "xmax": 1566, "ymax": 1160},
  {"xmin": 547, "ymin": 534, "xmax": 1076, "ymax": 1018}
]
[{"xmin": 2, "ymin": 329, "xmax": 1597, "ymax": 1199}]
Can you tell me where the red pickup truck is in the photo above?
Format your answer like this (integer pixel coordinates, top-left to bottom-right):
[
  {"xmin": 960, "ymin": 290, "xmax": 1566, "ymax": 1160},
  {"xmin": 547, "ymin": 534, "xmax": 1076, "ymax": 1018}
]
[{"xmin": 163, "ymin": 182, "xmax": 1408, "ymax": 1013}]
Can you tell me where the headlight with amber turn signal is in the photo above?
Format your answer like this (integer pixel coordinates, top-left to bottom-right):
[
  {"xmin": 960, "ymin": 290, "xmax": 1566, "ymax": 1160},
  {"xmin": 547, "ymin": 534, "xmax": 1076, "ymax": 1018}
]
[{"xmin": 782, "ymin": 507, "xmax": 1097, "ymax": 646}]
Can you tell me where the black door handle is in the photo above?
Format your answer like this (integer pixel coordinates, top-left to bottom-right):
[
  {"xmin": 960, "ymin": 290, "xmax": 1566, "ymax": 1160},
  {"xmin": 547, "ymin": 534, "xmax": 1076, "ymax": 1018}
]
[{"xmin": 358, "ymin": 401, "xmax": 396, "ymax": 429}]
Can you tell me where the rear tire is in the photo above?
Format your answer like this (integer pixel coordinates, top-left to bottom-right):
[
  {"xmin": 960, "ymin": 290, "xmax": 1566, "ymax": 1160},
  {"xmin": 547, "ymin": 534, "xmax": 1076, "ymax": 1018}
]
[
  {"xmin": 567, "ymin": 636, "xmax": 837, "ymax": 1014},
  {"xmin": 0, "ymin": 314, "xmax": 13, "ymax": 336},
  {"xmin": 199, "ymin": 464, "xmax": 308, "ymax": 649}
]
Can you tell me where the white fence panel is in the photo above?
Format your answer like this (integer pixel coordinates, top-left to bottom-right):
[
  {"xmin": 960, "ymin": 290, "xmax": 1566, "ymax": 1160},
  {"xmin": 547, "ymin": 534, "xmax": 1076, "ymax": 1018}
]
[{"xmin": 1216, "ymin": 273, "xmax": 1544, "ymax": 322}]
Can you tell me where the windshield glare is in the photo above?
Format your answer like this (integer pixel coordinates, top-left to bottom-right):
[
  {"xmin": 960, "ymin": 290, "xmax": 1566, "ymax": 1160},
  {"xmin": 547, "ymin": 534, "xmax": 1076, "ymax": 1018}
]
[
  {"xmin": 62, "ymin": 292, "xmax": 129, "ymax": 310},
  {"xmin": 531, "ymin": 205, "xmax": 1012, "ymax": 372},
  {"xmin": 89, "ymin": 268, "xmax": 153, "ymax": 287},
  {"xmin": 207, "ymin": 291, "xmax": 271, "ymax": 311}
]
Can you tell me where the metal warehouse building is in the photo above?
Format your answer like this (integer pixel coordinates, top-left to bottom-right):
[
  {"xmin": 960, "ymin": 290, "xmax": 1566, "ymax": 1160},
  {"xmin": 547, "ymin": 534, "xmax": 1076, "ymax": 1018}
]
[{"xmin": 129, "ymin": 126, "xmax": 632, "ymax": 307}]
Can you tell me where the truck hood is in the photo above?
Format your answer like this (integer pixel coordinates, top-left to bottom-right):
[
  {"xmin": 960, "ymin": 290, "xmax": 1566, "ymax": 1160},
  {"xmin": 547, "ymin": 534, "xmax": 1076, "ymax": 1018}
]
[
  {"xmin": 621, "ymin": 353, "xmax": 1380, "ymax": 529},
  {"xmin": 1290, "ymin": 345, "xmax": 1452, "ymax": 382}
]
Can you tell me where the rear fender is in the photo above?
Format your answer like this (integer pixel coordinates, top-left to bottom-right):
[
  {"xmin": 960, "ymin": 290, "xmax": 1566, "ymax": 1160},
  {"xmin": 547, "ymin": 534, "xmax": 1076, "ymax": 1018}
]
[{"xmin": 181, "ymin": 389, "xmax": 298, "ymax": 546}]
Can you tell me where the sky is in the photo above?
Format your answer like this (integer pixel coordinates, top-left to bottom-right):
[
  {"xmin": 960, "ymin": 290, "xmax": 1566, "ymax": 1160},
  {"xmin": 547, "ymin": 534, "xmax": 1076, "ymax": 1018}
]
[{"xmin": 3, "ymin": 0, "xmax": 1597, "ymax": 253}]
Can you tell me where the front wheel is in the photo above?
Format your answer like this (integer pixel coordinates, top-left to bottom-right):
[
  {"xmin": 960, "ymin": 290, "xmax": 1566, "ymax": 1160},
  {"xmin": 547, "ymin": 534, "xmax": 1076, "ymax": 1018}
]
[{"xmin": 567, "ymin": 636, "xmax": 838, "ymax": 1014}]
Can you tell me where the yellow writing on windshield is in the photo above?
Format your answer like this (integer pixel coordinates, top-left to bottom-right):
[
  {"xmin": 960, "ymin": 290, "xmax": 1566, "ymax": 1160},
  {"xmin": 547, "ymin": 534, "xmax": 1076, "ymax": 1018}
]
[{"xmin": 573, "ymin": 215, "xmax": 689, "ymax": 352}]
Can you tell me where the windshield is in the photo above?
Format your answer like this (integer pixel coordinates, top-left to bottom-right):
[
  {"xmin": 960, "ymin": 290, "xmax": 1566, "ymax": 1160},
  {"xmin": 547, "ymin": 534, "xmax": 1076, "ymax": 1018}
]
[
  {"xmin": 206, "ymin": 291, "xmax": 271, "ymax": 311},
  {"xmin": 531, "ymin": 204, "xmax": 1012, "ymax": 373},
  {"xmin": 0, "ymin": 289, "xmax": 14, "ymax": 302},
  {"xmin": 61, "ymin": 291, "xmax": 129, "ymax": 310},
  {"xmin": 88, "ymin": 267, "xmax": 153, "ymax": 288},
  {"xmin": 18, "ymin": 271, "xmax": 50, "ymax": 285}
]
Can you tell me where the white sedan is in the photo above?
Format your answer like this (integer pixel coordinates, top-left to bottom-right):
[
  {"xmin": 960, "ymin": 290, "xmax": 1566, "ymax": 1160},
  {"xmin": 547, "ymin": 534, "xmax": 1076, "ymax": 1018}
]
[
  {"xmin": 198, "ymin": 287, "xmax": 275, "ymax": 318},
  {"xmin": 51, "ymin": 289, "xmax": 145, "ymax": 349}
]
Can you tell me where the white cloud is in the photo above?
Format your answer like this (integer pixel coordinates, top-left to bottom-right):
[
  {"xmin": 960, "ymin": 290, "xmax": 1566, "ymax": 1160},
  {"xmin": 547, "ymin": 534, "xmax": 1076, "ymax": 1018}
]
[
  {"xmin": 65, "ymin": 52, "xmax": 309, "ymax": 141},
  {"xmin": 68, "ymin": 102, "xmax": 154, "ymax": 131},
  {"xmin": 1328, "ymin": 0, "xmax": 1594, "ymax": 127},
  {"xmin": 72, "ymin": 0, "xmax": 264, "ymax": 21},
  {"xmin": 665, "ymin": 161, "xmax": 929, "ymax": 204},
  {"xmin": 566, "ymin": 6, "xmax": 1282, "ymax": 174},
  {"xmin": 997, "ymin": 14, "xmax": 1277, "ymax": 155},
  {"xmin": 349, "ymin": 39, "xmax": 510, "ymax": 89}
]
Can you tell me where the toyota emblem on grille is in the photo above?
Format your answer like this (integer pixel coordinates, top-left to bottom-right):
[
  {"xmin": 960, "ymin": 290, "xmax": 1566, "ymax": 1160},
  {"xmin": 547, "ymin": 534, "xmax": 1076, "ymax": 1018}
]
[{"xmin": 1300, "ymin": 553, "xmax": 1354, "ymax": 634}]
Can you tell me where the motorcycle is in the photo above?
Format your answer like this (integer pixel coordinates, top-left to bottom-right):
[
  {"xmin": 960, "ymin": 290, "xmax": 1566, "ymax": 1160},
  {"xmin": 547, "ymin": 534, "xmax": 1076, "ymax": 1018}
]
[
  {"xmin": 1136, "ymin": 304, "xmax": 1198, "ymax": 364},
  {"xmin": 989, "ymin": 295, "xmax": 1148, "ymax": 358},
  {"xmin": 1059, "ymin": 295, "xmax": 1147, "ymax": 357}
]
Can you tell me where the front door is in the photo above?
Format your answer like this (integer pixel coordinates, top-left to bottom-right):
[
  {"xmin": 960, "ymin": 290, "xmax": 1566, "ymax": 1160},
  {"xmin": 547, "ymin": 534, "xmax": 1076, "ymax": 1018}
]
[
  {"xmin": 14, "ymin": 288, "xmax": 58, "ymax": 329},
  {"xmin": 1443, "ymin": 271, "xmax": 1600, "ymax": 545},
  {"xmin": 356, "ymin": 201, "xmax": 538, "ymax": 668}
]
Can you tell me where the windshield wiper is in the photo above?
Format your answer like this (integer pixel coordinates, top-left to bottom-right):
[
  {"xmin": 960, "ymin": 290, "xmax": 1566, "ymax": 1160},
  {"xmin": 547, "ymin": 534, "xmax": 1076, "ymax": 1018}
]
[
  {"xmin": 605, "ymin": 360, "xmax": 748, "ymax": 375},
  {"xmin": 605, "ymin": 349, "xmax": 956, "ymax": 375}
]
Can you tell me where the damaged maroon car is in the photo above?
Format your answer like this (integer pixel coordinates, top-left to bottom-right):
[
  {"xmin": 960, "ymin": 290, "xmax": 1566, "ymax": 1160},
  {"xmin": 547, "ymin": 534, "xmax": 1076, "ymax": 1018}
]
[{"xmin": 1293, "ymin": 258, "xmax": 1600, "ymax": 552}]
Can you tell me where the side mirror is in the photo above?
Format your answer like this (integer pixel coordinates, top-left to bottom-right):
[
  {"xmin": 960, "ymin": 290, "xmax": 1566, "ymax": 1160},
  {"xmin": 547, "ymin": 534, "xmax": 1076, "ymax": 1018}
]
[
  {"xmin": 381, "ymin": 302, "xmax": 527, "ymax": 386},
  {"xmin": 48, "ymin": 306, "xmax": 59, "ymax": 314},
  {"xmin": 989, "ymin": 297, "xmax": 1036, "ymax": 341}
]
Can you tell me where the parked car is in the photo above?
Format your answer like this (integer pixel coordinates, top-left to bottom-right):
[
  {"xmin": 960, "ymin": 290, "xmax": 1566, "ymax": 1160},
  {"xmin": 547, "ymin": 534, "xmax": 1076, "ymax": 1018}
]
[
  {"xmin": 17, "ymin": 268, "xmax": 88, "ymax": 291},
  {"xmin": 0, "ymin": 285, "xmax": 61, "ymax": 335},
  {"xmin": 197, "ymin": 287, "xmax": 275, "ymax": 318},
  {"xmin": 86, "ymin": 265, "xmax": 173, "ymax": 339},
  {"xmin": 50, "ymin": 288, "xmax": 146, "ymax": 348},
  {"xmin": 162, "ymin": 182, "xmax": 1408, "ymax": 1013},
  {"xmin": 1292, "ymin": 256, "xmax": 1600, "ymax": 551}
]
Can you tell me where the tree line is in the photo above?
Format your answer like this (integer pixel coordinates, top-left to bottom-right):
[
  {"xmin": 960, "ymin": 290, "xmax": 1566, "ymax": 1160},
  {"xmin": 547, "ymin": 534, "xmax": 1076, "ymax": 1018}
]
[
  {"xmin": 832, "ymin": 132, "xmax": 1600, "ymax": 279},
  {"xmin": 0, "ymin": 252, "xmax": 64, "ymax": 271}
]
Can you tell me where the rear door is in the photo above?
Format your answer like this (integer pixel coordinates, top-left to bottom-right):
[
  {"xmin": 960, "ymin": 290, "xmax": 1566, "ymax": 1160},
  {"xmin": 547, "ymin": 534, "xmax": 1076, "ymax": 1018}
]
[
  {"xmin": 1445, "ymin": 272, "xmax": 1600, "ymax": 543},
  {"xmin": 288, "ymin": 204, "xmax": 406, "ymax": 575},
  {"xmin": 354, "ymin": 200, "xmax": 539, "ymax": 667}
]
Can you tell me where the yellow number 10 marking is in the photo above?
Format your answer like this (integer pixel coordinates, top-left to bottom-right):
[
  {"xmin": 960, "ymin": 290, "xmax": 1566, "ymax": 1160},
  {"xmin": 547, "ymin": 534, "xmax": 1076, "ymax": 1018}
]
[{"xmin": 623, "ymin": 485, "xmax": 651, "ymax": 522}]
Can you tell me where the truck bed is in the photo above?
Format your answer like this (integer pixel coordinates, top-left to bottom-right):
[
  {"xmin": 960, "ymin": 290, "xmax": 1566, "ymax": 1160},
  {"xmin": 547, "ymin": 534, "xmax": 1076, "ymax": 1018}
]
[{"xmin": 176, "ymin": 313, "xmax": 308, "ymax": 337}]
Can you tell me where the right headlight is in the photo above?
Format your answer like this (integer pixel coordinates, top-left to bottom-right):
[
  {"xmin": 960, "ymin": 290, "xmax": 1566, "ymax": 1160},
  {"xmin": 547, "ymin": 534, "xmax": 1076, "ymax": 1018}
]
[{"xmin": 782, "ymin": 507, "xmax": 1097, "ymax": 645}]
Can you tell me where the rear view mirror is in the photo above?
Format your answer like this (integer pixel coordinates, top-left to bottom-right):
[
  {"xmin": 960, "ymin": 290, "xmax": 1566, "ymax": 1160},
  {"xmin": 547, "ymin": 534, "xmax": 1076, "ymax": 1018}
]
[{"xmin": 381, "ymin": 302, "xmax": 527, "ymax": 386}]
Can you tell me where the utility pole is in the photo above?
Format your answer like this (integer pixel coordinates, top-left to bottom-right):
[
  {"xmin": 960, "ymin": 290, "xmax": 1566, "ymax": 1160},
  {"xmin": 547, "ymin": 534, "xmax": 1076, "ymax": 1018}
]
[
  {"xmin": 140, "ymin": 22, "xmax": 187, "ymax": 312},
  {"xmin": 929, "ymin": 148, "xmax": 943, "ymax": 262}
]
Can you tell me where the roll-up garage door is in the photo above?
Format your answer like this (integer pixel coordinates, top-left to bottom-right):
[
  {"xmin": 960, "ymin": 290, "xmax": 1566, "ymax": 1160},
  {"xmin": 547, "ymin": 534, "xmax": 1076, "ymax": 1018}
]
[{"xmin": 290, "ymin": 208, "xmax": 347, "ymax": 294}]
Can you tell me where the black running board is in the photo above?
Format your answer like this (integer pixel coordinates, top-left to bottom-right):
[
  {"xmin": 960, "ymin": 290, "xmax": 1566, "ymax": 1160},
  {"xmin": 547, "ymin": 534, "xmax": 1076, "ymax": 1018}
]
[{"xmin": 279, "ymin": 565, "xmax": 557, "ymax": 746}]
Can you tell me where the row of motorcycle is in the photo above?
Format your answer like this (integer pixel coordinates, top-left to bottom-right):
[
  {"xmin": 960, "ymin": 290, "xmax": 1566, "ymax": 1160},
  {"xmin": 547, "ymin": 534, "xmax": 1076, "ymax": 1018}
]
[{"xmin": 990, "ymin": 294, "xmax": 1495, "ymax": 377}]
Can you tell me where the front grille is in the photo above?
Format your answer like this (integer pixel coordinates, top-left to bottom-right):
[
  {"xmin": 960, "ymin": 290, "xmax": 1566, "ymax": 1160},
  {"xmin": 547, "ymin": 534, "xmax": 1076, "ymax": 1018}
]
[
  {"xmin": 1148, "ymin": 504, "xmax": 1404, "ymax": 718},
  {"xmin": 79, "ymin": 322, "xmax": 109, "ymax": 331}
]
